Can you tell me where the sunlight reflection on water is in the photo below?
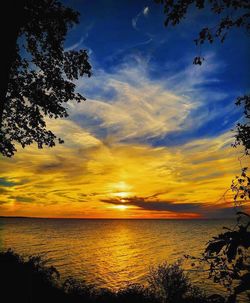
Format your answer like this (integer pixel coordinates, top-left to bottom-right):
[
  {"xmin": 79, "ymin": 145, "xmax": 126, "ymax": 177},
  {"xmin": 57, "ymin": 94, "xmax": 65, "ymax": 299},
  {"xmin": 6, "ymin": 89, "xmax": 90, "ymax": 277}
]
[{"xmin": 0, "ymin": 218, "xmax": 237, "ymax": 296}]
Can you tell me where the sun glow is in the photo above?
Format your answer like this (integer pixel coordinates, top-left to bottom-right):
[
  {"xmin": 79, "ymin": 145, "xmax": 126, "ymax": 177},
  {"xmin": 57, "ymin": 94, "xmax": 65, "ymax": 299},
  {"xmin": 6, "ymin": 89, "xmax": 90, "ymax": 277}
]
[
  {"xmin": 110, "ymin": 181, "xmax": 132, "ymax": 191},
  {"xmin": 113, "ymin": 205, "xmax": 128, "ymax": 211},
  {"xmin": 109, "ymin": 181, "xmax": 134, "ymax": 200},
  {"xmin": 115, "ymin": 192, "xmax": 130, "ymax": 198},
  {"xmin": 0, "ymin": 131, "xmax": 243, "ymax": 218}
]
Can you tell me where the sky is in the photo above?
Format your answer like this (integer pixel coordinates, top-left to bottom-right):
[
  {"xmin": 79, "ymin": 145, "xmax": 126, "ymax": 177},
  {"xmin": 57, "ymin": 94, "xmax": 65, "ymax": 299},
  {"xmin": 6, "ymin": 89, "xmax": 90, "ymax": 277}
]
[{"xmin": 0, "ymin": 0, "xmax": 249, "ymax": 218}]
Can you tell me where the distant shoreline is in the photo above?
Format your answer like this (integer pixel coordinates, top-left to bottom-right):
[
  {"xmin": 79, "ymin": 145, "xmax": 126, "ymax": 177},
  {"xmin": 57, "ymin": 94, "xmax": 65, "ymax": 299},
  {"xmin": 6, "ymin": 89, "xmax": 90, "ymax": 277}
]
[{"xmin": 0, "ymin": 215, "xmax": 234, "ymax": 220}]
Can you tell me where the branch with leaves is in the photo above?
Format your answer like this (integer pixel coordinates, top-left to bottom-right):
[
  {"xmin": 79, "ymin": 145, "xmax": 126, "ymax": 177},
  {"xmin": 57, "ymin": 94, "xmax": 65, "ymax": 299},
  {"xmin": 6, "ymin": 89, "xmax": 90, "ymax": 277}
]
[
  {"xmin": 155, "ymin": 0, "xmax": 250, "ymax": 65},
  {"xmin": 0, "ymin": 0, "xmax": 91, "ymax": 157}
]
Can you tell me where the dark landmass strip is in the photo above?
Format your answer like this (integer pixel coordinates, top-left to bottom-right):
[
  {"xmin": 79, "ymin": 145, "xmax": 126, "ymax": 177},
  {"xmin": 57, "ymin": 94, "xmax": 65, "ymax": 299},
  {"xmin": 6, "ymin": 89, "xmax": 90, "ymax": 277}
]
[{"xmin": 0, "ymin": 216, "xmax": 233, "ymax": 220}]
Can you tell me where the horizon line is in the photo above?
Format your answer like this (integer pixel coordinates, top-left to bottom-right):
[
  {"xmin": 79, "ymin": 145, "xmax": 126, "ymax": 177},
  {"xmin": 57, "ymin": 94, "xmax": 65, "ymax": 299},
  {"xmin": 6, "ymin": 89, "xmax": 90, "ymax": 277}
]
[{"xmin": 0, "ymin": 215, "xmax": 234, "ymax": 220}]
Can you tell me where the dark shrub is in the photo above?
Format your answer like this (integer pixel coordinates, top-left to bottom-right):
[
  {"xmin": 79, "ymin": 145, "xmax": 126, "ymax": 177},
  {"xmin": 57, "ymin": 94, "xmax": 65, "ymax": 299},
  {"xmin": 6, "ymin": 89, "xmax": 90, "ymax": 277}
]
[
  {"xmin": 147, "ymin": 261, "xmax": 209, "ymax": 303},
  {"xmin": 117, "ymin": 283, "xmax": 159, "ymax": 303},
  {"xmin": 148, "ymin": 261, "xmax": 190, "ymax": 303},
  {"xmin": 0, "ymin": 249, "xmax": 64, "ymax": 302},
  {"xmin": 0, "ymin": 250, "xmax": 214, "ymax": 303}
]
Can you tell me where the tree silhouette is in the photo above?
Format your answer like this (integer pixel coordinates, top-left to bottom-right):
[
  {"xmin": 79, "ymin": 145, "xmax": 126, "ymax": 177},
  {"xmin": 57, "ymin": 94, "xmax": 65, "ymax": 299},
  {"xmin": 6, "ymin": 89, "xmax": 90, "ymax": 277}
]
[
  {"xmin": 155, "ymin": 0, "xmax": 250, "ymax": 65},
  {"xmin": 233, "ymin": 95, "xmax": 250, "ymax": 155},
  {"xmin": 185, "ymin": 98, "xmax": 250, "ymax": 302},
  {"xmin": 0, "ymin": 0, "xmax": 91, "ymax": 157}
]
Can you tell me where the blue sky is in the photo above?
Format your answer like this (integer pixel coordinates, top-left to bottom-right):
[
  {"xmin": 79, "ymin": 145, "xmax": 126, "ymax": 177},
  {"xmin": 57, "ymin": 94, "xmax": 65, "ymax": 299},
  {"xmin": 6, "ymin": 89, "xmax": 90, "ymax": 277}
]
[{"xmin": 64, "ymin": 0, "xmax": 249, "ymax": 146}]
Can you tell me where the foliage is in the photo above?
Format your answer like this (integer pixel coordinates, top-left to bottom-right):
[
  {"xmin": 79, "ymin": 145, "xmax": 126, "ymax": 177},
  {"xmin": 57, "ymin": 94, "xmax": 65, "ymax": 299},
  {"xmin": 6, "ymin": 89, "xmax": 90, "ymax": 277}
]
[
  {"xmin": 117, "ymin": 284, "xmax": 159, "ymax": 303},
  {"xmin": 148, "ymin": 261, "xmax": 190, "ymax": 303},
  {"xmin": 147, "ymin": 261, "xmax": 208, "ymax": 303},
  {"xmin": 0, "ymin": 249, "xmax": 212, "ymax": 303},
  {"xmin": 0, "ymin": 0, "xmax": 91, "ymax": 157},
  {"xmin": 155, "ymin": 0, "xmax": 250, "ymax": 65},
  {"xmin": 62, "ymin": 276, "xmax": 94, "ymax": 301},
  {"xmin": 1, "ymin": 248, "xmax": 60, "ymax": 283},
  {"xmin": 231, "ymin": 95, "xmax": 250, "ymax": 206},
  {"xmin": 231, "ymin": 167, "xmax": 250, "ymax": 204},
  {"xmin": 232, "ymin": 95, "xmax": 250, "ymax": 155},
  {"xmin": 0, "ymin": 249, "xmax": 64, "ymax": 302},
  {"xmin": 186, "ymin": 212, "xmax": 250, "ymax": 301}
]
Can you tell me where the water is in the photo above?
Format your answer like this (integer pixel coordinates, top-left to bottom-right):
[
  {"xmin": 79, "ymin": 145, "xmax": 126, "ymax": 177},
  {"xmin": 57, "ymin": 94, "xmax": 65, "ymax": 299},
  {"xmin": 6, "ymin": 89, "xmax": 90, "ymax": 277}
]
[{"xmin": 0, "ymin": 218, "xmax": 236, "ymax": 295}]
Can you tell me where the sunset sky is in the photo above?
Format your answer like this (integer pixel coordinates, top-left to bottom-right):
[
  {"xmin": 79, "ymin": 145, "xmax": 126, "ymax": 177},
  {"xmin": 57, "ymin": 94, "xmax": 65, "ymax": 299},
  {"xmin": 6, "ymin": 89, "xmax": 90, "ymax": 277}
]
[{"xmin": 0, "ymin": 0, "xmax": 249, "ymax": 218}]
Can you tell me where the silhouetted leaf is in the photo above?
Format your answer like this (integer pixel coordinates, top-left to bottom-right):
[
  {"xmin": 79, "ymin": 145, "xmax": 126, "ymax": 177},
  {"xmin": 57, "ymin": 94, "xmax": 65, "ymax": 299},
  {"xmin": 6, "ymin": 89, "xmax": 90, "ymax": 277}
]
[{"xmin": 205, "ymin": 240, "xmax": 225, "ymax": 255}]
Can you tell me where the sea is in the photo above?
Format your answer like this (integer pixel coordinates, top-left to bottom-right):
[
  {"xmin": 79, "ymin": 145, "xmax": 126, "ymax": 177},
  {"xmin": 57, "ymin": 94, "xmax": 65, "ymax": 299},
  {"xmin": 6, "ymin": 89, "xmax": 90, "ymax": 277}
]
[{"xmin": 0, "ymin": 217, "xmax": 244, "ymax": 299}]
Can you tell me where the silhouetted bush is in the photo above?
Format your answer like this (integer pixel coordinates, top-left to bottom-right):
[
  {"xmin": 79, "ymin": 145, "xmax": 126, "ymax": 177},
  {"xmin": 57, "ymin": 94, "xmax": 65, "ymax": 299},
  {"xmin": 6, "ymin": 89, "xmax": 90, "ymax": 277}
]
[
  {"xmin": 117, "ymin": 283, "xmax": 158, "ymax": 303},
  {"xmin": 0, "ymin": 249, "xmax": 65, "ymax": 303},
  {"xmin": 62, "ymin": 276, "xmax": 95, "ymax": 302},
  {"xmin": 93, "ymin": 288, "xmax": 117, "ymax": 303},
  {"xmin": 148, "ymin": 261, "xmax": 189, "ymax": 303},
  {"xmin": 0, "ymin": 249, "xmax": 215, "ymax": 303},
  {"xmin": 148, "ymin": 261, "xmax": 208, "ymax": 303}
]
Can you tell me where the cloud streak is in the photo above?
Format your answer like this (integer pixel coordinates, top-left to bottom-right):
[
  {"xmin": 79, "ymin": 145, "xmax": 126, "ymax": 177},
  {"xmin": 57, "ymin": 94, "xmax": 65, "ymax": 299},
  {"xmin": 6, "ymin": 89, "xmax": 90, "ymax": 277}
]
[
  {"xmin": 101, "ymin": 196, "xmax": 204, "ymax": 213},
  {"xmin": 71, "ymin": 52, "xmax": 234, "ymax": 148},
  {"xmin": 132, "ymin": 6, "xmax": 150, "ymax": 30},
  {"xmin": 0, "ymin": 126, "xmax": 244, "ymax": 218}
]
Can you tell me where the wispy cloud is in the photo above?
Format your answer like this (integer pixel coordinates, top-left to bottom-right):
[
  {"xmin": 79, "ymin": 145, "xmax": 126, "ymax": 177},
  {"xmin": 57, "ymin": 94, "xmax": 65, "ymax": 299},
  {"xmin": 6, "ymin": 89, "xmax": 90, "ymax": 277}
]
[
  {"xmin": 101, "ymin": 196, "xmax": 204, "ymax": 213},
  {"xmin": 0, "ymin": 127, "xmax": 244, "ymax": 218},
  {"xmin": 71, "ymin": 52, "xmax": 235, "ymax": 147},
  {"xmin": 65, "ymin": 22, "xmax": 94, "ymax": 51},
  {"xmin": 0, "ymin": 178, "xmax": 20, "ymax": 187},
  {"xmin": 143, "ymin": 6, "xmax": 149, "ymax": 16},
  {"xmin": 65, "ymin": 36, "xmax": 86, "ymax": 51},
  {"xmin": 132, "ymin": 6, "xmax": 150, "ymax": 30}
]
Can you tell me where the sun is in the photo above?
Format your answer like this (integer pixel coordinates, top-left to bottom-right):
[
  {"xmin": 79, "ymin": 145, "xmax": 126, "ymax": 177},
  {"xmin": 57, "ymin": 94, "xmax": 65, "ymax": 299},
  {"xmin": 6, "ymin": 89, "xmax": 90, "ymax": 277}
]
[
  {"xmin": 108, "ymin": 181, "xmax": 134, "ymax": 200},
  {"xmin": 113, "ymin": 205, "xmax": 128, "ymax": 211},
  {"xmin": 107, "ymin": 181, "xmax": 134, "ymax": 211},
  {"xmin": 116, "ymin": 192, "xmax": 129, "ymax": 198}
]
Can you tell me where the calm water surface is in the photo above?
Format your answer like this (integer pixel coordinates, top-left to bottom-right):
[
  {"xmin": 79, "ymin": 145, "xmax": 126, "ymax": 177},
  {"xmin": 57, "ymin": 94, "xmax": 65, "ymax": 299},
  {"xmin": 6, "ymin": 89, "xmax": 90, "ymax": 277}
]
[{"xmin": 0, "ymin": 218, "xmax": 236, "ymax": 295}]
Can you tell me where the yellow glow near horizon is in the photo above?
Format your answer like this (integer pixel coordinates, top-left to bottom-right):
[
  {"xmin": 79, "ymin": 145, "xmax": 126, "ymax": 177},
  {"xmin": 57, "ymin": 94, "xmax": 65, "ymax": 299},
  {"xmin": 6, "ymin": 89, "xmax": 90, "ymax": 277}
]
[
  {"xmin": 113, "ymin": 205, "xmax": 128, "ymax": 211},
  {"xmin": 109, "ymin": 181, "xmax": 134, "ymax": 200},
  {"xmin": 114, "ymin": 192, "xmax": 131, "ymax": 198},
  {"xmin": 110, "ymin": 182, "xmax": 133, "ymax": 194},
  {"xmin": 113, "ymin": 181, "xmax": 130, "ymax": 190},
  {"xmin": 0, "ymin": 124, "xmax": 247, "ymax": 219}
]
